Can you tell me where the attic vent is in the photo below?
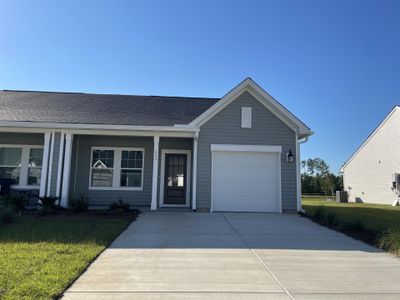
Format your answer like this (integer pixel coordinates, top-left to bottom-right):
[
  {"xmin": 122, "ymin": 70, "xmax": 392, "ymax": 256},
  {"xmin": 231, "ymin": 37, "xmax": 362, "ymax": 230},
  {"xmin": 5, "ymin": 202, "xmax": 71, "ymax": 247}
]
[{"xmin": 241, "ymin": 107, "xmax": 252, "ymax": 128}]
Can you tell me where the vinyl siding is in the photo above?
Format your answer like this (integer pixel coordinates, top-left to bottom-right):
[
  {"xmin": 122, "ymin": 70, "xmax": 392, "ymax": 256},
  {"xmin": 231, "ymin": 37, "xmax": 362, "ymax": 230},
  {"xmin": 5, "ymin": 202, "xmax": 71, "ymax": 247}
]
[
  {"xmin": 69, "ymin": 135, "xmax": 193, "ymax": 208},
  {"xmin": 0, "ymin": 132, "xmax": 44, "ymax": 145},
  {"xmin": 70, "ymin": 135, "xmax": 154, "ymax": 207},
  {"xmin": 197, "ymin": 91, "xmax": 297, "ymax": 211},
  {"xmin": 343, "ymin": 107, "xmax": 400, "ymax": 204}
]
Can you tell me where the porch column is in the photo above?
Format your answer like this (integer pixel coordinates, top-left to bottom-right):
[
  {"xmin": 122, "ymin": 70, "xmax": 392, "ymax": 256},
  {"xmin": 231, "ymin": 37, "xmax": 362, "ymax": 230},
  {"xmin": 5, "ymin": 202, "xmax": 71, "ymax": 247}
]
[
  {"xmin": 56, "ymin": 132, "xmax": 66, "ymax": 198},
  {"xmin": 151, "ymin": 135, "xmax": 160, "ymax": 210},
  {"xmin": 39, "ymin": 132, "xmax": 51, "ymax": 198},
  {"xmin": 192, "ymin": 132, "xmax": 198, "ymax": 211},
  {"xmin": 60, "ymin": 133, "xmax": 73, "ymax": 207}
]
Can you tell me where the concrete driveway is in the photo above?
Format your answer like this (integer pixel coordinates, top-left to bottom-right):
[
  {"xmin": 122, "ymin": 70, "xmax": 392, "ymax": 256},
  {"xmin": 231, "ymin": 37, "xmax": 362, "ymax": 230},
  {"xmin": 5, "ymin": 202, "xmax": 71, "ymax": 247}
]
[{"xmin": 63, "ymin": 212, "xmax": 400, "ymax": 299}]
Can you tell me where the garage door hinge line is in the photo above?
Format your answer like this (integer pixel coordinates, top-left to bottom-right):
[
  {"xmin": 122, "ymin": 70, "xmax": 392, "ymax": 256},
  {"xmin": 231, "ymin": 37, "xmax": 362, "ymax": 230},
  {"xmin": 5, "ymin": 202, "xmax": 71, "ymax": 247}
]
[{"xmin": 221, "ymin": 213, "xmax": 295, "ymax": 300}]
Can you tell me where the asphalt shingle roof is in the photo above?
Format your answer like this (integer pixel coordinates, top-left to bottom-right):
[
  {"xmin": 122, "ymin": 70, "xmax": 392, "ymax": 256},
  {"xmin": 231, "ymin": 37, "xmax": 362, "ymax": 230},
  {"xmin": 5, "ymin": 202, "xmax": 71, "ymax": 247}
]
[{"xmin": 0, "ymin": 90, "xmax": 220, "ymax": 126}]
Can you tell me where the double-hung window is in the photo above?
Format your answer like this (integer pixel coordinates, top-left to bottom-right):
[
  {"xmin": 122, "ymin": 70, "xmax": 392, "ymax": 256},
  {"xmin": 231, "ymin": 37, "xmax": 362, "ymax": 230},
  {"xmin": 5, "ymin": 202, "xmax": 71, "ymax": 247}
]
[
  {"xmin": 90, "ymin": 147, "xmax": 144, "ymax": 190},
  {"xmin": 0, "ymin": 145, "xmax": 43, "ymax": 188}
]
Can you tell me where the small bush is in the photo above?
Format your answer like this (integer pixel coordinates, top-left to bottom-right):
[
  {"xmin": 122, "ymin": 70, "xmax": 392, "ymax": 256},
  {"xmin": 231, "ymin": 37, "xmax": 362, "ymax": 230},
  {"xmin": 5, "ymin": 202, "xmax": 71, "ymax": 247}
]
[
  {"xmin": 109, "ymin": 199, "xmax": 130, "ymax": 212},
  {"xmin": 1, "ymin": 192, "xmax": 29, "ymax": 212},
  {"xmin": 377, "ymin": 229, "xmax": 400, "ymax": 255},
  {"xmin": 39, "ymin": 196, "xmax": 59, "ymax": 208},
  {"xmin": 325, "ymin": 213, "xmax": 338, "ymax": 227},
  {"xmin": 341, "ymin": 219, "xmax": 365, "ymax": 232},
  {"xmin": 0, "ymin": 204, "xmax": 15, "ymax": 223},
  {"xmin": 313, "ymin": 207, "xmax": 325, "ymax": 222},
  {"xmin": 69, "ymin": 194, "xmax": 89, "ymax": 212}
]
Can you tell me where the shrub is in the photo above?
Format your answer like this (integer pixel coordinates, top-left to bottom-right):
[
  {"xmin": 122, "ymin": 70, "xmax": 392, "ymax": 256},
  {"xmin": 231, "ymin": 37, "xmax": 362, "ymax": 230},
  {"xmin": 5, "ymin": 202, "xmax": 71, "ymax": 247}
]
[
  {"xmin": 341, "ymin": 219, "xmax": 365, "ymax": 232},
  {"xmin": 377, "ymin": 229, "xmax": 400, "ymax": 256},
  {"xmin": 39, "ymin": 196, "xmax": 59, "ymax": 208},
  {"xmin": 325, "ymin": 213, "xmax": 338, "ymax": 227},
  {"xmin": 0, "ymin": 204, "xmax": 15, "ymax": 223},
  {"xmin": 1, "ymin": 192, "xmax": 29, "ymax": 212},
  {"xmin": 109, "ymin": 199, "xmax": 130, "ymax": 212},
  {"xmin": 69, "ymin": 194, "xmax": 89, "ymax": 212},
  {"xmin": 313, "ymin": 207, "xmax": 325, "ymax": 222}
]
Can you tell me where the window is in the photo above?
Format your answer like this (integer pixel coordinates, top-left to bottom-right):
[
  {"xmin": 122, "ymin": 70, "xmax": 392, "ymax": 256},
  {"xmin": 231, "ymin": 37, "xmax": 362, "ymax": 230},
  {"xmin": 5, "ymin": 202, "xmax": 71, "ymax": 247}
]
[
  {"xmin": 241, "ymin": 107, "xmax": 252, "ymax": 128},
  {"xmin": 28, "ymin": 148, "xmax": 43, "ymax": 186},
  {"xmin": 0, "ymin": 148, "xmax": 22, "ymax": 184},
  {"xmin": 90, "ymin": 147, "xmax": 144, "ymax": 190},
  {"xmin": 91, "ymin": 149, "xmax": 114, "ymax": 187},
  {"xmin": 0, "ymin": 145, "xmax": 43, "ymax": 187},
  {"xmin": 120, "ymin": 150, "xmax": 143, "ymax": 188}
]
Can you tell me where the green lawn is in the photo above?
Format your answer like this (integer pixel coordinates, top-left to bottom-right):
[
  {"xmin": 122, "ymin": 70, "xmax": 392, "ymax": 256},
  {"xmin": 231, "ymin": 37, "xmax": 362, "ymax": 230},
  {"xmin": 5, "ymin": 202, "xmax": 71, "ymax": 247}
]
[
  {"xmin": 302, "ymin": 197, "xmax": 400, "ymax": 255},
  {"xmin": 0, "ymin": 214, "xmax": 133, "ymax": 299}
]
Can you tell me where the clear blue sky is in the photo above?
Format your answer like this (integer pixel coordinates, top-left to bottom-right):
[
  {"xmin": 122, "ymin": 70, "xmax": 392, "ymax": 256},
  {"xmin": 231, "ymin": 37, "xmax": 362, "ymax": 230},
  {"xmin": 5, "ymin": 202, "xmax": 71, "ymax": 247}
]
[{"xmin": 1, "ymin": 0, "xmax": 399, "ymax": 173}]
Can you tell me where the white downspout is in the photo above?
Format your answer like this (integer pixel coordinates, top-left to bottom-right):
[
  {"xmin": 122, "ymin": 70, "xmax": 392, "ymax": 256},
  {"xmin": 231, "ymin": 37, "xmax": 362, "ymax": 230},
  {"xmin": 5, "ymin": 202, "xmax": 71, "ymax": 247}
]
[{"xmin": 296, "ymin": 135, "xmax": 309, "ymax": 212}]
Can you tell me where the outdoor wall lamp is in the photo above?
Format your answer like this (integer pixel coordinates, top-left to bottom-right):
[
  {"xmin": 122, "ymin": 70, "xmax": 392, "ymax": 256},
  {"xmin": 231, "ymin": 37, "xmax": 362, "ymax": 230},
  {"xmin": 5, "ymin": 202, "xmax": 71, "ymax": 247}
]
[{"xmin": 286, "ymin": 149, "xmax": 294, "ymax": 162}]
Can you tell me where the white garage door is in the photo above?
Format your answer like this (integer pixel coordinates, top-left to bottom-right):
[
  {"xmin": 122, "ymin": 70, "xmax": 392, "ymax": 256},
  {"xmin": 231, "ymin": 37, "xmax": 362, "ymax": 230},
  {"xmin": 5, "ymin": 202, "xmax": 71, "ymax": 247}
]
[{"xmin": 212, "ymin": 148, "xmax": 281, "ymax": 212}]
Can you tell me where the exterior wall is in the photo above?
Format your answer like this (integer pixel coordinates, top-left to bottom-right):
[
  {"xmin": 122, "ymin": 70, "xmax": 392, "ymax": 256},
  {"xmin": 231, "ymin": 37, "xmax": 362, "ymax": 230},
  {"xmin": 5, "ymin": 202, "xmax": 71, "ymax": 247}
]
[
  {"xmin": 68, "ymin": 135, "xmax": 193, "ymax": 208},
  {"xmin": 0, "ymin": 132, "xmax": 44, "ymax": 145},
  {"xmin": 158, "ymin": 137, "xmax": 193, "ymax": 207},
  {"xmin": 69, "ymin": 135, "xmax": 154, "ymax": 207},
  {"xmin": 343, "ymin": 108, "xmax": 400, "ymax": 204},
  {"xmin": 197, "ymin": 91, "xmax": 297, "ymax": 211}
]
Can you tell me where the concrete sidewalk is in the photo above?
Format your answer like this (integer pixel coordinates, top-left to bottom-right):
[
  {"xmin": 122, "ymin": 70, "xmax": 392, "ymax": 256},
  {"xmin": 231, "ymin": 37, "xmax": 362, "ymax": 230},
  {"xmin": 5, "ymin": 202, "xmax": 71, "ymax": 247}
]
[{"xmin": 63, "ymin": 212, "xmax": 400, "ymax": 299}]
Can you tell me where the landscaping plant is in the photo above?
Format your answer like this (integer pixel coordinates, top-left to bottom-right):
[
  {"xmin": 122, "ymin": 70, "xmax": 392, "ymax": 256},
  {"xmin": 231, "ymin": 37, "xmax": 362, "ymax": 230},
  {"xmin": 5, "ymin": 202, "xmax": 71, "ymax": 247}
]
[{"xmin": 69, "ymin": 194, "xmax": 89, "ymax": 212}]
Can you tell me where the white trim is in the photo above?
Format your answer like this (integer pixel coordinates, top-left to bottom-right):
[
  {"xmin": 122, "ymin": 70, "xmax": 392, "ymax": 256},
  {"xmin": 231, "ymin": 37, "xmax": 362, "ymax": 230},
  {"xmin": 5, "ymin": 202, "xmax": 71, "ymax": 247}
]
[
  {"xmin": 296, "ymin": 136, "xmax": 309, "ymax": 211},
  {"xmin": 210, "ymin": 144, "xmax": 282, "ymax": 213},
  {"xmin": 56, "ymin": 132, "xmax": 65, "ymax": 198},
  {"xmin": 211, "ymin": 144, "xmax": 282, "ymax": 153},
  {"xmin": 151, "ymin": 136, "xmax": 160, "ymax": 210},
  {"xmin": 88, "ymin": 146, "xmax": 145, "ymax": 191},
  {"xmin": 159, "ymin": 149, "xmax": 192, "ymax": 208},
  {"xmin": 341, "ymin": 106, "xmax": 399, "ymax": 172},
  {"xmin": 46, "ymin": 131, "xmax": 55, "ymax": 196},
  {"xmin": 0, "ymin": 144, "xmax": 44, "ymax": 189},
  {"xmin": 188, "ymin": 78, "xmax": 311, "ymax": 136},
  {"xmin": 192, "ymin": 132, "xmax": 198, "ymax": 211},
  {"xmin": 39, "ymin": 132, "xmax": 51, "ymax": 197},
  {"xmin": 61, "ymin": 133, "xmax": 73, "ymax": 207}
]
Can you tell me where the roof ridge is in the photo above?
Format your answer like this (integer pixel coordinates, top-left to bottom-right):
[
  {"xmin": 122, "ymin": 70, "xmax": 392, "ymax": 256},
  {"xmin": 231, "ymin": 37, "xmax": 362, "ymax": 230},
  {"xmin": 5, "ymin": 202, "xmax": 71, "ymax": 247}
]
[{"xmin": 0, "ymin": 89, "xmax": 220, "ymax": 100}]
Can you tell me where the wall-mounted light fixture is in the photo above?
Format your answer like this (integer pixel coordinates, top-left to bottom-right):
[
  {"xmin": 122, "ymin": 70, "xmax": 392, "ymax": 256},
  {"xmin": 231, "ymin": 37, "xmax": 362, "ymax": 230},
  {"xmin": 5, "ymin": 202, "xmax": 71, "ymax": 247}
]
[{"xmin": 286, "ymin": 149, "xmax": 294, "ymax": 162}]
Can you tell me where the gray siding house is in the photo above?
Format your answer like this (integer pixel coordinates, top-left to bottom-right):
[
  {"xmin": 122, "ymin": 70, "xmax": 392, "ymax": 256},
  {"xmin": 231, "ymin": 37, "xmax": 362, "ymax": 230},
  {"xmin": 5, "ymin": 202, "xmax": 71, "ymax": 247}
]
[{"xmin": 0, "ymin": 78, "xmax": 312, "ymax": 212}]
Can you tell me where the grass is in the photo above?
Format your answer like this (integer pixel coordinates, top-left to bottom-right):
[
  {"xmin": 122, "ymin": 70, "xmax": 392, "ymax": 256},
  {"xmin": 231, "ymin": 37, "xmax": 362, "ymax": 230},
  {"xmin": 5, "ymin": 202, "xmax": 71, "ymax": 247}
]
[
  {"xmin": 0, "ymin": 213, "xmax": 134, "ymax": 299},
  {"xmin": 301, "ymin": 196, "xmax": 400, "ymax": 255}
]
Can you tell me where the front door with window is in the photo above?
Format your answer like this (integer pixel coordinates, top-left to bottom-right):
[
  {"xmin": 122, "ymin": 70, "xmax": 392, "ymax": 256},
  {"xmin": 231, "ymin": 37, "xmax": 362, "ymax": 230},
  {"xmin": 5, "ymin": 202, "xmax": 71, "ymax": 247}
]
[{"xmin": 164, "ymin": 154, "xmax": 187, "ymax": 205}]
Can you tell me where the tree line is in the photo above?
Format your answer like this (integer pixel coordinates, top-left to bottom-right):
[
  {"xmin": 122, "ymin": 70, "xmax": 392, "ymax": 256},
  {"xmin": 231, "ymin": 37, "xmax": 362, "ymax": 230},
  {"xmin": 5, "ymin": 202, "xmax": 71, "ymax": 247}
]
[{"xmin": 301, "ymin": 158, "xmax": 343, "ymax": 196}]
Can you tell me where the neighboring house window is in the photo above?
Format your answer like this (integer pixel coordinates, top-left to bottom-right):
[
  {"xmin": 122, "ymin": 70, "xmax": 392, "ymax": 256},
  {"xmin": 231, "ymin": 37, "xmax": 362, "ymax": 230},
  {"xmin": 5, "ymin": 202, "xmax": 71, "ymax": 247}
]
[
  {"xmin": 241, "ymin": 107, "xmax": 252, "ymax": 128},
  {"xmin": 0, "ymin": 145, "xmax": 43, "ymax": 188},
  {"xmin": 90, "ymin": 147, "xmax": 144, "ymax": 190}
]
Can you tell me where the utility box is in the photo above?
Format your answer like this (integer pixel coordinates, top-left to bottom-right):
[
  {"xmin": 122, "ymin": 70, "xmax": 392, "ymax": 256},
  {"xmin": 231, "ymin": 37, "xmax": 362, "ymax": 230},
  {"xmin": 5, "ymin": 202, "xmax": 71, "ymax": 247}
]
[{"xmin": 336, "ymin": 191, "xmax": 348, "ymax": 203}]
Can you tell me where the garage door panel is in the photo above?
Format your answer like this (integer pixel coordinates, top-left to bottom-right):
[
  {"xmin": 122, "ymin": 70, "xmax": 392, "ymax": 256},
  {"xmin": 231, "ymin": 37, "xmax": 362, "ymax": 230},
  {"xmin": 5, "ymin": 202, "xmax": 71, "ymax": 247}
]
[{"xmin": 212, "ymin": 150, "xmax": 280, "ymax": 213}]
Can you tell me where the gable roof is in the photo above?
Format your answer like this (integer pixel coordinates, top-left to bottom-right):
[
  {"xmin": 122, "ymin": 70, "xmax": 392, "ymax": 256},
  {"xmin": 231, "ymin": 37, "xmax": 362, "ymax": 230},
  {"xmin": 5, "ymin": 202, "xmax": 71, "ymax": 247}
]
[
  {"xmin": 341, "ymin": 106, "xmax": 400, "ymax": 172},
  {"xmin": 189, "ymin": 78, "xmax": 312, "ymax": 137},
  {"xmin": 0, "ymin": 90, "xmax": 218, "ymax": 126}
]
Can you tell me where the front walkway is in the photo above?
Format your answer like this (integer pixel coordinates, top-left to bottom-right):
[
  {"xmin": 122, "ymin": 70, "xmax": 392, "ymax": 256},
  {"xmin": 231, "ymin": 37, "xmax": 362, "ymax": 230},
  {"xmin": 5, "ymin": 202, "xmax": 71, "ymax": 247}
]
[{"xmin": 63, "ymin": 212, "xmax": 400, "ymax": 299}]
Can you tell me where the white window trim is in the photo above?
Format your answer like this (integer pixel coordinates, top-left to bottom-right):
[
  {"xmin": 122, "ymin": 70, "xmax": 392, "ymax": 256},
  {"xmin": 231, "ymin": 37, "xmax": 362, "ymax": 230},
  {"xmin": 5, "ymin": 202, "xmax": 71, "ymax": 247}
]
[
  {"xmin": 88, "ymin": 146, "xmax": 145, "ymax": 191},
  {"xmin": 0, "ymin": 144, "xmax": 44, "ymax": 189}
]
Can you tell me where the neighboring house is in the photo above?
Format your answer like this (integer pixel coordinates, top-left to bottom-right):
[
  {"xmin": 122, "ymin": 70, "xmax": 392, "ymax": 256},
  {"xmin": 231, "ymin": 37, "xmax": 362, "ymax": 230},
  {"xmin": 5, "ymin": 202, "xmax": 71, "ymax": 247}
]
[
  {"xmin": 0, "ymin": 78, "xmax": 312, "ymax": 212},
  {"xmin": 342, "ymin": 106, "xmax": 400, "ymax": 205}
]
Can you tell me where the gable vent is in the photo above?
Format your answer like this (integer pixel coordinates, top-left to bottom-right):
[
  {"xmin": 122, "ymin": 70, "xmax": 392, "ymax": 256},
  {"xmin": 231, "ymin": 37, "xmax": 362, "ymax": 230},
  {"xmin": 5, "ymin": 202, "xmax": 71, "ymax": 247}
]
[{"xmin": 241, "ymin": 107, "xmax": 252, "ymax": 128}]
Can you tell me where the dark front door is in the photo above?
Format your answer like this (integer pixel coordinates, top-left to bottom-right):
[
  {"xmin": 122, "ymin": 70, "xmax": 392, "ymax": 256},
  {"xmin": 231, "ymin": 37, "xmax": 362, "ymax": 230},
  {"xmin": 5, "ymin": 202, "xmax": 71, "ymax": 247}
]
[{"xmin": 164, "ymin": 154, "xmax": 187, "ymax": 205}]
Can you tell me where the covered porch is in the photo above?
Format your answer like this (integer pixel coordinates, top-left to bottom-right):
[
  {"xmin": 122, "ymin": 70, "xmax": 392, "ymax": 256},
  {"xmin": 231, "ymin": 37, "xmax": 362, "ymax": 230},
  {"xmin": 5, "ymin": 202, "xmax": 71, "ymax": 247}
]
[{"xmin": 0, "ymin": 128, "xmax": 199, "ymax": 211}]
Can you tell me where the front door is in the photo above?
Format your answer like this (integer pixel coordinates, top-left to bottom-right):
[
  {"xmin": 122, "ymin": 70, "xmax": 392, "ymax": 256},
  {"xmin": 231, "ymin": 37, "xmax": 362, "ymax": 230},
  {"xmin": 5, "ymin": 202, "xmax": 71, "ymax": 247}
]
[{"xmin": 164, "ymin": 153, "xmax": 187, "ymax": 205}]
